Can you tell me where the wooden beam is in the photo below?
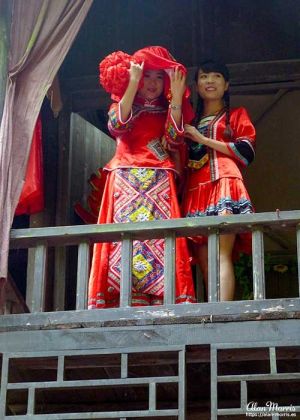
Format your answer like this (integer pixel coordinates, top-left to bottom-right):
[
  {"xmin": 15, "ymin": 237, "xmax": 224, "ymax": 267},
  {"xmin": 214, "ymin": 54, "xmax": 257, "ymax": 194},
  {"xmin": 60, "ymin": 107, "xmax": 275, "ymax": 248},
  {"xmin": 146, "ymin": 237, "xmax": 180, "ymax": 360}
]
[
  {"xmin": 60, "ymin": 60, "xmax": 300, "ymax": 111},
  {"xmin": 0, "ymin": 297, "xmax": 299, "ymax": 333},
  {"xmin": 253, "ymin": 89, "xmax": 289, "ymax": 125}
]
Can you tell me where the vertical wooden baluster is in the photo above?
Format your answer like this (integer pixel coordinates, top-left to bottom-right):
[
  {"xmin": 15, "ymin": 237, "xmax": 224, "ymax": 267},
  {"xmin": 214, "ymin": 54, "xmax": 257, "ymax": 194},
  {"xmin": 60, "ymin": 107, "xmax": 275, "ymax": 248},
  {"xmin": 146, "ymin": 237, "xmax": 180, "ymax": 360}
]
[
  {"xmin": 76, "ymin": 241, "xmax": 90, "ymax": 310},
  {"xmin": 164, "ymin": 232, "xmax": 176, "ymax": 305},
  {"xmin": 120, "ymin": 234, "xmax": 133, "ymax": 307},
  {"xmin": 252, "ymin": 229, "xmax": 265, "ymax": 300}
]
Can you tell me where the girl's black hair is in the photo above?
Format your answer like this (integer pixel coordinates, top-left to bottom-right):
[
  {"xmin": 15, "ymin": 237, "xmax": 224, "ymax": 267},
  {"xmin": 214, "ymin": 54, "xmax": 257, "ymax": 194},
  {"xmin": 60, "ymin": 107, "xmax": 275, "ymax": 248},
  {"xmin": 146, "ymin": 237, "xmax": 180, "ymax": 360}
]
[{"xmin": 193, "ymin": 60, "xmax": 233, "ymax": 139}]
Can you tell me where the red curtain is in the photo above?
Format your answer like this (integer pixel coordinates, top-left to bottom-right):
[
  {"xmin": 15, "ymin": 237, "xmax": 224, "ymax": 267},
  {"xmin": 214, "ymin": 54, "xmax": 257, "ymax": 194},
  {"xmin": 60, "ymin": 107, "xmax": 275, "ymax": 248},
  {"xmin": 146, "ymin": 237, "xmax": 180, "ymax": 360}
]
[{"xmin": 15, "ymin": 114, "xmax": 44, "ymax": 215}]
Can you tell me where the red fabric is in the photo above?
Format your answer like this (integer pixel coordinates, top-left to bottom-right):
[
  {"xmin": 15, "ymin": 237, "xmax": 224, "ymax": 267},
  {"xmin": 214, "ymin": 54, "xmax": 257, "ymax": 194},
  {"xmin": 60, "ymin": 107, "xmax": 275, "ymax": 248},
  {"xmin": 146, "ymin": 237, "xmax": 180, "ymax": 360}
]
[
  {"xmin": 74, "ymin": 168, "xmax": 108, "ymax": 224},
  {"xmin": 15, "ymin": 115, "xmax": 44, "ymax": 215},
  {"xmin": 88, "ymin": 94, "xmax": 196, "ymax": 308},
  {"xmin": 99, "ymin": 51, "xmax": 132, "ymax": 102},
  {"xmin": 105, "ymin": 102, "xmax": 180, "ymax": 172},
  {"xmin": 88, "ymin": 170, "xmax": 196, "ymax": 308},
  {"xmin": 99, "ymin": 45, "xmax": 194, "ymax": 123},
  {"xmin": 206, "ymin": 107, "xmax": 256, "ymax": 181},
  {"xmin": 182, "ymin": 176, "xmax": 253, "ymax": 258},
  {"xmin": 182, "ymin": 107, "xmax": 256, "ymax": 259}
]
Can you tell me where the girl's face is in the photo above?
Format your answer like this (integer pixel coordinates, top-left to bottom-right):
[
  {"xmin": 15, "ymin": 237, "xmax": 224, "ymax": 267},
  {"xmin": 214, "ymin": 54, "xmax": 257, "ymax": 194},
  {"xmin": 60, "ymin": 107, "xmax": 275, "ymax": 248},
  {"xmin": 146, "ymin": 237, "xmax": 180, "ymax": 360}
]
[
  {"xmin": 138, "ymin": 70, "xmax": 164, "ymax": 101},
  {"xmin": 196, "ymin": 70, "xmax": 229, "ymax": 101}
]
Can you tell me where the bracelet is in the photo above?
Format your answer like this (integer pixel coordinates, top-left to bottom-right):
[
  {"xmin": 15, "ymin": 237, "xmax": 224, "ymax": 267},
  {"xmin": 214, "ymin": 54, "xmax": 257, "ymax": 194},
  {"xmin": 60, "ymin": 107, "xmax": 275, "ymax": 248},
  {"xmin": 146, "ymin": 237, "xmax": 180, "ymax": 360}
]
[{"xmin": 170, "ymin": 104, "xmax": 182, "ymax": 110}]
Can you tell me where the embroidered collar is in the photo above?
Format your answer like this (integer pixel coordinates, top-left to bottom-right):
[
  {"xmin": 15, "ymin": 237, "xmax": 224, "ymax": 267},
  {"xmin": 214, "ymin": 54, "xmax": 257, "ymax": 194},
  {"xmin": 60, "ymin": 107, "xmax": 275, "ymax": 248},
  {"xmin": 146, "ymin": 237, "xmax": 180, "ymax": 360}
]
[
  {"xmin": 202, "ymin": 107, "xmax": 225, "ymax": 118},
  {"xmin": 134, "ymin": 95, "xmax": 166, "ymax": 108}
]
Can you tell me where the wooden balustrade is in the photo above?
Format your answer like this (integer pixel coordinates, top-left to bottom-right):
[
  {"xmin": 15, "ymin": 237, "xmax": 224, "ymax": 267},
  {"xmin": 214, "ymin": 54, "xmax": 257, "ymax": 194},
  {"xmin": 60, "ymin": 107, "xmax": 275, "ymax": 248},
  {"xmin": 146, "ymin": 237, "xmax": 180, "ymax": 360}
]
[{"xmin": 7, "ymin": 210, "xmax": 300, "ymax": 314}]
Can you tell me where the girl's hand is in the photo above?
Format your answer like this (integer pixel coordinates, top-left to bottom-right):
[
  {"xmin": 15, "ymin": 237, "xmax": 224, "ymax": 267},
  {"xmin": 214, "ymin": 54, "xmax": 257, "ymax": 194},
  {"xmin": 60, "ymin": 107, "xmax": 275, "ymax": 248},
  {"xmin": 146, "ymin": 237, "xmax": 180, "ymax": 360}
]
[
  {"xmin": 129, "ymin": 61, "xmax": 144, "ymax": 83},
  {"xmin": 161, "ymin": 135, "xmax": 178, "ymax": 152},
  {"xmin": 184, "ymin": 124, "xmax": 200, "ymax": 141},
  {"xmin": 170, "ymin": 67, "xmax": 186, "ymax": 100}
]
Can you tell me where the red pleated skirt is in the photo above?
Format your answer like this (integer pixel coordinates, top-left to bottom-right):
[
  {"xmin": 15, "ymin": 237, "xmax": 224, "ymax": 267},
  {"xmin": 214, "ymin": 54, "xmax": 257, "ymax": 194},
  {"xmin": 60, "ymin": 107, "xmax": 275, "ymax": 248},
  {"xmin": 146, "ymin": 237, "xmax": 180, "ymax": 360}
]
[{"xmin": 182, "ymin": 172, "xmax": 254, "ymax": 258}]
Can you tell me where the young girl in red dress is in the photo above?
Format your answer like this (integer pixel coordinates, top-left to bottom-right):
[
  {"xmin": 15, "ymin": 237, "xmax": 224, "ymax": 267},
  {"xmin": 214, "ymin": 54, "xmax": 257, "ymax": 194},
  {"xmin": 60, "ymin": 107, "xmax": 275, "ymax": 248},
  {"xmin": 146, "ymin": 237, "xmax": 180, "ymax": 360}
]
[
  {"xmin": 88, "ymin": 46, "xmax": 196, "ymax": 308},
  {"xmin": 182, "ymin": 61, "xmax": 256, "ymax": 301}
]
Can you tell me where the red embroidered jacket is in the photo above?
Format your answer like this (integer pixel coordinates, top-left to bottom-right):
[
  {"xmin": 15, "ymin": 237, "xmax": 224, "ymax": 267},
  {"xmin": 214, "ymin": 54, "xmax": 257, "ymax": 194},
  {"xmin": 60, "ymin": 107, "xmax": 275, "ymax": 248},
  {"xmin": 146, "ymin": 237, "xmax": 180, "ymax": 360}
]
[
  {"xmin": 188, "ymin": 107, "xmax": 256, "ymax": 182},
  {"xmin": 105, "ymin": 97, "xmax": 185, "ymax": 174}
]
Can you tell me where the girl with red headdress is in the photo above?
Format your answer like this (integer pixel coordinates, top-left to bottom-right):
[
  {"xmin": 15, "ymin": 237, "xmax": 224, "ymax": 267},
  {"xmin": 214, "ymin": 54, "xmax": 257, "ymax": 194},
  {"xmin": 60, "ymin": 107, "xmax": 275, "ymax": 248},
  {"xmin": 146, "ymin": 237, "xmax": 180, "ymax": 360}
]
[{"xmin": 88, "ymin": 46, "xmax": 196, "ymax": 308}]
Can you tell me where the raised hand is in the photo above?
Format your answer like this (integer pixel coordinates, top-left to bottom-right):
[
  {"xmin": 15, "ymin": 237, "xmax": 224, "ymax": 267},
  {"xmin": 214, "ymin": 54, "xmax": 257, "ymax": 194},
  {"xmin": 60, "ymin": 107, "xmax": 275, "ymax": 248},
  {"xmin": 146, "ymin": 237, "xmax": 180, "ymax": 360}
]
[
  {"xmin": 129, "ymin": 61, "xmax": 144, "ymax": 83},
  {"xmin": 170, "ymin": 67, "xmax": 186, "ymax": 101}
]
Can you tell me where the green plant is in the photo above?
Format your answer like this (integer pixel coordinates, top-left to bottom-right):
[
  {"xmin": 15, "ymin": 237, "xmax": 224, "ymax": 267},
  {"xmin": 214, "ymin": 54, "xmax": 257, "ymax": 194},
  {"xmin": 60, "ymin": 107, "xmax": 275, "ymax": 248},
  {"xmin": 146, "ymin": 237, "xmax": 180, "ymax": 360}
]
[{"xmin": 234, "ymin": 253, "xmax": 272, "ymax": 300}]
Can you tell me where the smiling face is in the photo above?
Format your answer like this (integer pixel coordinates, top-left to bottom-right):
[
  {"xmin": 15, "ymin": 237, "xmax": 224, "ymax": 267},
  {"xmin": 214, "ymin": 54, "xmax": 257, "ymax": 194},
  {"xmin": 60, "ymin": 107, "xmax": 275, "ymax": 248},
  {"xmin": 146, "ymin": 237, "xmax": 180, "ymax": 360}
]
[
  {"xmin": 138, "ymin": 69, "xmax": 165, "ymax": 101},
  {"xmin": 196, "ymin": 70, "xmax": 229, "ymax": 102}
]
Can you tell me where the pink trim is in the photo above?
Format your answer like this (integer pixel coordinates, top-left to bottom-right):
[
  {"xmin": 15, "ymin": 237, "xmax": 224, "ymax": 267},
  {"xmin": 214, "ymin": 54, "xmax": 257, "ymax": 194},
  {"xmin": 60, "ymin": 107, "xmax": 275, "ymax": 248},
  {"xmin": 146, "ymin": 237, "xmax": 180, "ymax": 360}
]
[
  {"xmin": 170, "ymin": 112, "xmax": 184, "ymax": 134},
  {"xmin": 118, "ymin": 102, "xmax": 133, "ymax": 124}
]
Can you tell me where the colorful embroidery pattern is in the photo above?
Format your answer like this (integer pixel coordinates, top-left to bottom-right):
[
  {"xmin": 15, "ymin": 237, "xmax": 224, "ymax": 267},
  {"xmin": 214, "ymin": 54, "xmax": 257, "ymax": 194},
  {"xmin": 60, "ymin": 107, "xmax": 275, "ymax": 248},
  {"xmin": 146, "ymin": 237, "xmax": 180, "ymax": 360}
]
[
  {"xmin": 165, "ymin": 117, "xmax": 183, "ymax": 145},
  {"xmin": 106, "ymin": 168, "xmax": 171, "ymax": 297},
  {"xmin": 108, "ymin": 106, "xmax": 130, "ymax": 131},
  {"xmin": 186, "ymin": 197, "xmax": 253, "ymax": 217}
]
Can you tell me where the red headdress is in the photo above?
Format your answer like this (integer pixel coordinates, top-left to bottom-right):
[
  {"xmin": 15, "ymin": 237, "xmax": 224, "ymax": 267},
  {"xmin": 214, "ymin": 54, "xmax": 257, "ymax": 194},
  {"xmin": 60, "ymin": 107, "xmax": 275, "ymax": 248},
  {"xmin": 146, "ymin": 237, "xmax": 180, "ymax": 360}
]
[{"xmin": 99, "ymin": 46, "xmax": 194, "ymax": 123}]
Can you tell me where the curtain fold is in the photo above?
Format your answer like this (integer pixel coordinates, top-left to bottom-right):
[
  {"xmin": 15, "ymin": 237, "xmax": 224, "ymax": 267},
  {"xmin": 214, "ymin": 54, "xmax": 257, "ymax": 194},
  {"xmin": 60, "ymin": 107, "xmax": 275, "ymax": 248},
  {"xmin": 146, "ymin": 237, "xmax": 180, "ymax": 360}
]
[{"xmin": 0, "ymin": 0, "xmax": 93, "ymax": 277}]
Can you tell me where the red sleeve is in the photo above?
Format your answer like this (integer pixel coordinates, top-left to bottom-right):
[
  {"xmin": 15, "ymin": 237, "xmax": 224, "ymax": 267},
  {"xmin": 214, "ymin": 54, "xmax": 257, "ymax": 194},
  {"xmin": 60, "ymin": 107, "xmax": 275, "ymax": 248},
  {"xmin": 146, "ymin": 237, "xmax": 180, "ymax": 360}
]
[
  {"xmin": 225, "ymin": 107, "xmax": 256, "ymax": 167},
  {"xmin": 107, "ymin": 102, "xmax": 132, "ymax": 137},
  {"xmin": 164, "ymin": 108, "xmax": 185, "ymax": 146}
]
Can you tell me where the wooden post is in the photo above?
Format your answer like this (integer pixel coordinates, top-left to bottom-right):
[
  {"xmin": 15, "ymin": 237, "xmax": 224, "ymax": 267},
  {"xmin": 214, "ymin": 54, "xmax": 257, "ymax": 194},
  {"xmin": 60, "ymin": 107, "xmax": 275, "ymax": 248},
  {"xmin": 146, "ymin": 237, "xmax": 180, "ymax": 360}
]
[
  {"xmin": 208, "ymin": 231, "xmax": 220, "ymax": 302},
  {"xmin": 164, "ymin": 232, "xmax": 176, "ymax": 305},
  {"xmin": 252, "ymin": 229, "xmax": 266, "ymax": 300}
]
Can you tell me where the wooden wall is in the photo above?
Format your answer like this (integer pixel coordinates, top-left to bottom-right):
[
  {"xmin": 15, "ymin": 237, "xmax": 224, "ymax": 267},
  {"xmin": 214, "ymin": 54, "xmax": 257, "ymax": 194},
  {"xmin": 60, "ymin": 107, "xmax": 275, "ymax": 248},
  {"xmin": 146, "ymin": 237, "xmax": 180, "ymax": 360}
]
[{"xmin": 59, "ymin": 0, "xmax": 300, "ymax": 80}]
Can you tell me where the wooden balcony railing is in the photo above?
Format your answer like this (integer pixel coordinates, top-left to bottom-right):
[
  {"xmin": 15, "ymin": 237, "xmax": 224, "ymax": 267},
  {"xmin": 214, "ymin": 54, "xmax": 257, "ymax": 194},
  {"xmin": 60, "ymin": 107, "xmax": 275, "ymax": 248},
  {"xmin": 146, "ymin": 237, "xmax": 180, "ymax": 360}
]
[
  {"xmin": 6, "ymin": 210, "xmax": 300, "ymax": 320},
  {"xmin": 2, "ymin": 211, "xmax": 300, "ymax": 419}
]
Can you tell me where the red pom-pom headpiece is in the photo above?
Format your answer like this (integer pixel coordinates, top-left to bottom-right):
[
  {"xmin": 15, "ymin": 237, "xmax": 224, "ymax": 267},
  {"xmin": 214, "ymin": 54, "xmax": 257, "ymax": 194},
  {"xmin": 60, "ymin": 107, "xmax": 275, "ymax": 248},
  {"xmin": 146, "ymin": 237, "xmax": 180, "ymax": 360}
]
[{"xmin": 99, "ymin": 51, "xmax": 132, "ymax": 102}]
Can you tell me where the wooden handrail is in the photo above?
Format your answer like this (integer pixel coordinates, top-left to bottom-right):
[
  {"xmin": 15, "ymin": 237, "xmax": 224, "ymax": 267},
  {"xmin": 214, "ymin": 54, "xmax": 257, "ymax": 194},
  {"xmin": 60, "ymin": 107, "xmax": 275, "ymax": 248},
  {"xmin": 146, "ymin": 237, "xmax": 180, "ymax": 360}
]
[{"xmin": 9, "ymin": 210, "xmax": 300, "ymax": 249}]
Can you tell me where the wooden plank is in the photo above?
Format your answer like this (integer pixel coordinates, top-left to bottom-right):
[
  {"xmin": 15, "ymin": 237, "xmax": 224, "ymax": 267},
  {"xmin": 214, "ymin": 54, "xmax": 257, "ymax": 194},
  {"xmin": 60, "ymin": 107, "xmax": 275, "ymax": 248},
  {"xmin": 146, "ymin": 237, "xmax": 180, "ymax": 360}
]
[
  {"xmin": 269, "ymin": 347, "xmax": 277, "ymax": 374},
  {"xmin": 240, "ymin": 381, "xmax": 247, "ymax": 412},
  {"xmin": 0, "ymin": 354, "xmax": 9, "ymax": 419},
  {"xmin": 5, "ymin": 410, "xmax": 179, "ymax": 419},
  {"xmin": 4, "ymin": 346, "xmax": 299, "ymax": 368},
  {"xmin": 253, "ymin": 89, "xmax": 289, "ymax": 125},
  {"xmin": 120, "ymin": 234, "xmax": 133, "ymax": 308},
  {"xmin": 210, "ymin": 347, "xmax": 218, "ymax": 420},
  {"xmin": 76, "ymin": 242, "xmax": 90, "ymax": 310},
  {"xmin": 218, "ymin": 372, "xmax": 300, "ymax": 382},
  {"xmin": 178, "ymin": 349, "xmax": 186, "ymax": 420},
  {"xmin": 252, "ymin": 230, "xmax": 266, "ymax": 300},
  {"xmin": 208, "ymin": 232, "xmax": 220, "ymax": 303},
  {"xmin": 121, "ymin": 353, "xmax": 128, "ymax": 379},
  {"xmin": 1, "ymin": 297, "xmax": 299, "ymax": 332},
  {"xmin": 8, "ymin": 376, "xmax": 179, "ymax": 389},
  {"xmin": 1, "ymin": 319, "xmax": 299, "ymax": 354},
  {"xmin": 60, "ymin": 60, "xmax": 300, "ymax": 111},
  {"xmin": 149, "ymin": 382, "xmax": 156, "ymax": 411},
  {"xmin": 164, "ymin": 232, "xmax": 176, "ymax": 305},
  {"xmin": 27, "ymin": 387, "xmax": 35, "ymax": 415},
  {"xmin": 54, "ymin": 107, "xmax": 71, "ymax": 311},
  {"xmin": 62, "ymin": 60, "xmax": 300, "ymax": 94},
  {"xmin": 9, "ymin": 210, "xmax": 300, "ymax": 249},
  {"xmin": 30, "ymin": 244, "xmax": 47, "ymax": 312}
]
